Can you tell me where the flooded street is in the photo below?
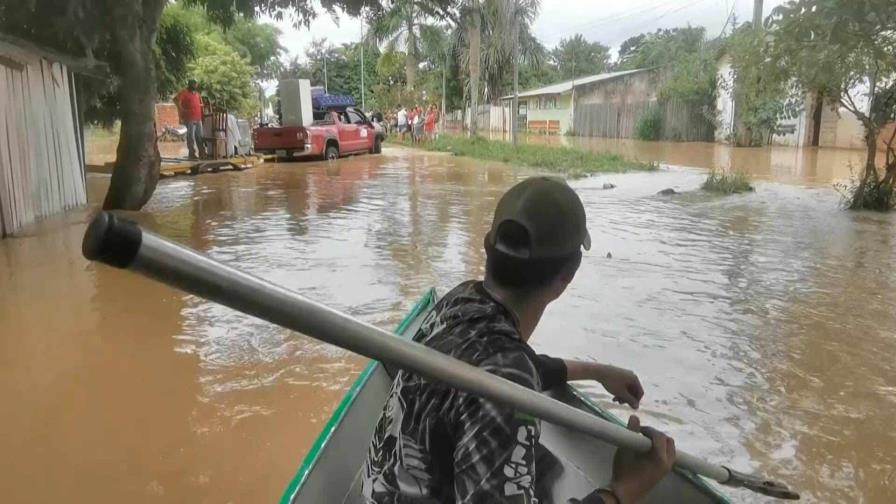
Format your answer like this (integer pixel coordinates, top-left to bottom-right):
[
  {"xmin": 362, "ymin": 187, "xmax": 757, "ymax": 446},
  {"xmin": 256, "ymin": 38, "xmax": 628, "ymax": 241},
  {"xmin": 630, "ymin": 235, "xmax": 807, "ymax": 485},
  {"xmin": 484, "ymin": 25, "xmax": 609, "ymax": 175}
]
[
  {"xmin": 2, "ymin": 142, "xmax": 895, "ymax": 503},
  {"xmin": 511, "ymin": 134, "xmax": 870, "ymax": 185}
]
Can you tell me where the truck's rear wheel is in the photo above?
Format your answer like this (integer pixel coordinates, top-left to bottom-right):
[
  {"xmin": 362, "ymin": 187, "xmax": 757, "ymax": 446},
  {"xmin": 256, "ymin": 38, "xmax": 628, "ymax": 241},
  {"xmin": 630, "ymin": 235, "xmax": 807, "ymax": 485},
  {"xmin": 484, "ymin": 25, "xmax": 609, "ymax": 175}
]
[{"xmin": 325, "ymin": 145, "xmax": 339, "ymax": 161}]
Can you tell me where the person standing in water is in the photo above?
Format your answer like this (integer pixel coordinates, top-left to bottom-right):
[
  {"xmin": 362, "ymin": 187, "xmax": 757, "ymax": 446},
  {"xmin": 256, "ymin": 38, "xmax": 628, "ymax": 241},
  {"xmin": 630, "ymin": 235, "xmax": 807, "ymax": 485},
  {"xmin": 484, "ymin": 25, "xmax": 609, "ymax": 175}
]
[{"xmin": 175, "ymin": 79, "xmax": 206, "ymax": 160}]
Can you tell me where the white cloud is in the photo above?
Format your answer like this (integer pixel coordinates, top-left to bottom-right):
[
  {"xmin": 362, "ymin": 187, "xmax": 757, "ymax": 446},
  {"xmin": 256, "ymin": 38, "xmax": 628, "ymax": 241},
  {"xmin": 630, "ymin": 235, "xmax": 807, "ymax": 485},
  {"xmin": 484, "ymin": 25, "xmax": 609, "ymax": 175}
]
[
  {"xmin": 270, "ymin": 0, "xmax": 786, "ymax": 63},
  {"xmin": 533, "ymin": 0, "xmax": 786, "ymax": 48},
  {"xmin": 265, "ymin": 9, "xmax": 362, "ymax": 63}
]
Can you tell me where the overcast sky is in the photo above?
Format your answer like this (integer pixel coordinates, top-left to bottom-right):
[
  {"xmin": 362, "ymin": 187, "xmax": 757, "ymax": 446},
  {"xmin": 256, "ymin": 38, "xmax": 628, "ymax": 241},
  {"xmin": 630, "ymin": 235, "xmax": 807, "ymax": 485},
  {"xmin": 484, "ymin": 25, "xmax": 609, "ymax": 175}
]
[{"xmin": 270, "ymin": 0, "xmax": 787, "ymax": 63}]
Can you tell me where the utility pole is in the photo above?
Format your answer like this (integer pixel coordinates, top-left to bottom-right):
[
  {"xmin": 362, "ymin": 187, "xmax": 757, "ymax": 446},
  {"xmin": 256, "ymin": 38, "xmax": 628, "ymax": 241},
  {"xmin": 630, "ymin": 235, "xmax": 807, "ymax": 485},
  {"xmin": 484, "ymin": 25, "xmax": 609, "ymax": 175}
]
[
  {"xmin": 323, "ymin": 55, "xmax": 328, "ymax": 93},
  {"xmin": 360, "ymin": 19, "xmax": 366, "ymax": 110},
  {"xmin": 570, "ymin": 54, "xmax": 576, "ymax": 137},
  {"xmin": 442, "ymin": 48, "xmax": 447, "ymax": 133},
  {"xmin": 511, "ymin": 3, "xmax": 519, "ymax": 146},
  {"xmin": 752, "ymin": 0, "xmax": 763, "ymax": 28},
  {"xmin": 468, "ymin": 0, "xmax": 481, "ymax": 137}
]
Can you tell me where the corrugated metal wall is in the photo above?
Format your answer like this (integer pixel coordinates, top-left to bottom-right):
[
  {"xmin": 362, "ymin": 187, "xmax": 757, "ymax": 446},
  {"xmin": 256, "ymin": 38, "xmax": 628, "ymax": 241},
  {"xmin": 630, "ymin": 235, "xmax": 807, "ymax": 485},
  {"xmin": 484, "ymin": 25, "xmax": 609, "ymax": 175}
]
[
  {"xmin": 573, "ymin": 98, "xmax": 714, "ymax": 142},
  {"xmin": 459, "ymin": 105, "xmax": 512, "ymax": 132},
  {"xmin": 0, "ymin": 42, "xmax": 86, "ymax": 237}
]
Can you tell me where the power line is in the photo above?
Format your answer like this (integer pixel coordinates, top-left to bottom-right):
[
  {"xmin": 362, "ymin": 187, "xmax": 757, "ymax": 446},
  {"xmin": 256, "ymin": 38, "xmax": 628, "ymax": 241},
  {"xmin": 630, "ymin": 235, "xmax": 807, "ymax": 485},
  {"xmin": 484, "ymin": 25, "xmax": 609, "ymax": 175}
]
[
  {"xmin": 610, "ymin": 0, "xmax": 712, "ymax": 46},
  {"xmin": 547, "ymin": 0, "xmax": 681, "ymax": 41},
  {"xmin": 716, "ymin": 0, "xmax": 737, "ymax": 39}
]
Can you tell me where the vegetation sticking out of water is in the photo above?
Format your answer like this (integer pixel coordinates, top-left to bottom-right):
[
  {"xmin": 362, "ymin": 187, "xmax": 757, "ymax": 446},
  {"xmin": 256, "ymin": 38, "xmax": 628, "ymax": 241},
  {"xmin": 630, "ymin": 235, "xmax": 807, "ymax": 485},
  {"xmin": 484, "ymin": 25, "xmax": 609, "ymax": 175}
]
[
  {"xmin": 635, "ymin": 107, "xmax": 663, "ymax": 141},
  {"xmin": 835, "ymin": 173, "xmax": 896, "ymax": 211},
  {"xmin": 702, "ymin": 170, "xmax": 754, "ymax": 194},
  {"xmin": 389, "ymin": 135, "xmax": 655, "ymax": 176}
]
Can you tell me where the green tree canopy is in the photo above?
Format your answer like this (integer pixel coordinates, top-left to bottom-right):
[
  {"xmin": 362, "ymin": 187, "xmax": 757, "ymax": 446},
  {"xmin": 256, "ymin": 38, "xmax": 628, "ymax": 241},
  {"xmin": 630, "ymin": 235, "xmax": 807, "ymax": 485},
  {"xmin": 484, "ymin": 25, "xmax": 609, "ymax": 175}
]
[
  {"xmin": 281, "ymin": 39, "xmax": 381, "ymax": 109},
  {"xmin": 614, "ymin": 25, "xmax": 716, "ymax": 106},
  {"xmin": 376, "ymin": 50, "xmax": 407, "ymax": 87},
  {"xmin": 722, "ymin": 24, "xmax": 792, "ymax": 146},
  {"xmin": 189, "ymin": 35, "xmax": 258, "ymax": 116},
  {"xmin": 768, "ymin": 0, "xmax": 896, "ymax": 210},
  {"xmin": 222, "ymin": 16, "xmax": 284, "ymax": 79},
  {"xmin": 549, "ymin": 34, "xmax": 610, "ymax": 80},
  {"xmin": 155, "ymin": 7, "xmax": 198, "ymax": 100},
  {"xmin": 616, "ymin": 26, "xmax": 707, "ymax": 70},
  {"xmin": 0, "ymin": 0, "xmax": 383, "ymax": 210},
  {"xmin": 452, "ymin": 0, "xmax": 543, "ymax": 103}
]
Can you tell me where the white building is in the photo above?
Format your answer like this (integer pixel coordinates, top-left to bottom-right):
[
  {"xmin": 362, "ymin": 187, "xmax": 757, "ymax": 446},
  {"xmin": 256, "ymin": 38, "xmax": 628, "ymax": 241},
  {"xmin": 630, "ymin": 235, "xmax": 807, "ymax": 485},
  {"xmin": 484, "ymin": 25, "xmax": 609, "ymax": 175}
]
[{"xmin": 715, "ymin": 54, "xmax": 868, "ymax": 149}]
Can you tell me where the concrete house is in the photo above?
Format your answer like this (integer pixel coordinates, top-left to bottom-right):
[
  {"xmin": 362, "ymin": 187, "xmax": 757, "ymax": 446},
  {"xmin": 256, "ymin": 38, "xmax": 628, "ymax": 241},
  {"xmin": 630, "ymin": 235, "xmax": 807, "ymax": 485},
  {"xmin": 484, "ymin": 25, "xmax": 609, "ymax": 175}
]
[
  {"xmin": 500, "ymin": 69, "xmax": 652, "ymax": 135},
  {"xmin": 715, "ymin": 53, "xmax": 867, "ymax": 149},
  {"xmin": 500, "ymin": 68, "xmax": 714, "ymax": 141}
]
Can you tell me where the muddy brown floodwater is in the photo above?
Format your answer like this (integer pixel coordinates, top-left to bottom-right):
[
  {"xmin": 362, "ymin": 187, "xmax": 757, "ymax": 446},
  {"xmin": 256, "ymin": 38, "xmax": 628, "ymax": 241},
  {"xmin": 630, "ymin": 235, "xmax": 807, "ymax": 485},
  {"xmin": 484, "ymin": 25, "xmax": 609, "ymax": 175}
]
[
  {"xmin": 2, "ymin": 141, "xmax": 895, "ymax": 503},
  {"xmin": 510, "ymin": 134, "xmax": 873, "ymax": 185}
]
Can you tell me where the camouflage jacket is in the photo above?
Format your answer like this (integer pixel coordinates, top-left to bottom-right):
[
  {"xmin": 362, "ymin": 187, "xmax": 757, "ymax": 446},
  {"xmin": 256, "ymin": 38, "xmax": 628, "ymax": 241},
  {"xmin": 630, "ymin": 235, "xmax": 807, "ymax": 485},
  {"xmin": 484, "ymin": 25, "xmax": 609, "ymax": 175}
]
[{"xmin": 361, "ymin": 281, "xmax": 605, "ymax": 503}]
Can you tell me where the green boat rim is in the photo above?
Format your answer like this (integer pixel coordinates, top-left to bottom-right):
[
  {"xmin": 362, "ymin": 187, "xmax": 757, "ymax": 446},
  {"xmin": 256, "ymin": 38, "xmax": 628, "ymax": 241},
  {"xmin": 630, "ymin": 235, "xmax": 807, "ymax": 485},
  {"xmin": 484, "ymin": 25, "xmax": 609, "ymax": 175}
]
[
  {"xmin": 566, "ymin": 386, "xmax": 731, "ymax": 503},
  {"xmin": 279, "ymin": 287, "xmax": 730, "ymax": 503},
  {"xmin": 279, "ymin": 288, "xmax": 438, "ymax": 504}
]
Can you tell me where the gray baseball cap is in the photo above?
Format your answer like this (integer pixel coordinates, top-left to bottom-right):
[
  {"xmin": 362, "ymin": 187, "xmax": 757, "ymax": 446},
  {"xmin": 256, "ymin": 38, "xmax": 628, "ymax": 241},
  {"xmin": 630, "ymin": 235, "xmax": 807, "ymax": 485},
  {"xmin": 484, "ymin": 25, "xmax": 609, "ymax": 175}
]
[{"xmin": 486, "ymin": 176, "xmax": 591, "ymax": 259}]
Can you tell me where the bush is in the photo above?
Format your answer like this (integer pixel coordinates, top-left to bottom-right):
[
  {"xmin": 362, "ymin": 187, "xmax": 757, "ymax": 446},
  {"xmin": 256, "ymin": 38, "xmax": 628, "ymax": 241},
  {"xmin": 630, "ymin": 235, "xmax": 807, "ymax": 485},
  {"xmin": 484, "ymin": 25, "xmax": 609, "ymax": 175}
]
[
  {"xmin": 635, "ymin": 107, "xmax": 663, "ymax": 141},
  {"xmin": 835, "ymin": 171, "xmax": 896, "ymax": 211},
  {"xmin": 702, "ymin": 169, "xmax": 754, "ymax": 194}
]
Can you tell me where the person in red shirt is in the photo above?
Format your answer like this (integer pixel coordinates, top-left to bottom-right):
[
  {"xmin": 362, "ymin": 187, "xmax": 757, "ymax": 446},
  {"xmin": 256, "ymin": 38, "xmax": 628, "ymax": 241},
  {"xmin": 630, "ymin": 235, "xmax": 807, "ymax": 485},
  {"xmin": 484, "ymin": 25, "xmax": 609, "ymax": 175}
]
[
  {"xmin": 424, "ymin": 104, "xmax": 436, "ymax": 141},
  {"xmin": 175, "ymin": 79, "xmax": 206, "ymax": 160}
]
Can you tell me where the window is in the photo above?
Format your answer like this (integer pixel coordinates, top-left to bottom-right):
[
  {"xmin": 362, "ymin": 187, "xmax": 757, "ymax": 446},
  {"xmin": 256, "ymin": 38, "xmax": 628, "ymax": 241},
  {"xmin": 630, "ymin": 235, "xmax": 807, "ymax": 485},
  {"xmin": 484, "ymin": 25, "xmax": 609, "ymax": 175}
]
[
  {"xmin": 313, "ymin": 110, "xmax": 334, "ymax": 125},
  {"xmin": 347, "ymin": 110, "xmax": 366, "ymax": 125},
  {"xmin": 538, "ymin": 96, "xmax": 558, "ymax": 110}
]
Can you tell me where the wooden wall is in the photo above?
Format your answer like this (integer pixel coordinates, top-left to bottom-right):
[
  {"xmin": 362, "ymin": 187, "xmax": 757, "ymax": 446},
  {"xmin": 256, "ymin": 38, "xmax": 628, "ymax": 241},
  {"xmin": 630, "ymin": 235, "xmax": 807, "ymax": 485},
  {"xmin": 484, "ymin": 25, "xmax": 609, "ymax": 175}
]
[
  {"xmin": 0, "ymin": 41, "xmax": 86, "ymax": 237},
  {"xmin": 572, "ymin": 98, "xmax": 714, "ymax": 142}
]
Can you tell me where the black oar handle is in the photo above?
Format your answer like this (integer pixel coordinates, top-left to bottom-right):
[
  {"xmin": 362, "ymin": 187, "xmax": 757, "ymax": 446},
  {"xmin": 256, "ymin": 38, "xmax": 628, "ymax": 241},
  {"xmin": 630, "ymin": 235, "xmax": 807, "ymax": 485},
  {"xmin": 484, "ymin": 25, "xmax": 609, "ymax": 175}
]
[{"xmin": 82, "ymin": 212, "xmax": 143, "ymax": 269}]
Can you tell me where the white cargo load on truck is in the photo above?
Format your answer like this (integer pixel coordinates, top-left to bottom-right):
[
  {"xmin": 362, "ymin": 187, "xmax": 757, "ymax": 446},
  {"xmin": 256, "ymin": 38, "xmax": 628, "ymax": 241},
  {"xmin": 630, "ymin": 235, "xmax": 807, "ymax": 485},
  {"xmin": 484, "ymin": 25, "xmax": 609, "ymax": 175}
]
[{"xmin": 279, "ymin": 79, "xmax": 312, "ymax": 127}]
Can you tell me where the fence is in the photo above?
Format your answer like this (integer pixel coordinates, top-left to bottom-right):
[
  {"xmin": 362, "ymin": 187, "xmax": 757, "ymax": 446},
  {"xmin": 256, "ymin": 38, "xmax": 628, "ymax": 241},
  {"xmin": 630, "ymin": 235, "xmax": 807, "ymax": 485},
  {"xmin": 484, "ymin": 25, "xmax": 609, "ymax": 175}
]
[
  {"xmin": 444, "ymin": 109, "xmax": 464, "ymax": 130},
  {"xmin": 573, "ymin": 98, "xmax": 714, "ymax": 142},
  {"xmin": 0, "ymin": 40, "xmax": 86, "ymax": 237},
  {"xmin": 449, "ymin": 105, "xmax": 513, "ymax": 132}
]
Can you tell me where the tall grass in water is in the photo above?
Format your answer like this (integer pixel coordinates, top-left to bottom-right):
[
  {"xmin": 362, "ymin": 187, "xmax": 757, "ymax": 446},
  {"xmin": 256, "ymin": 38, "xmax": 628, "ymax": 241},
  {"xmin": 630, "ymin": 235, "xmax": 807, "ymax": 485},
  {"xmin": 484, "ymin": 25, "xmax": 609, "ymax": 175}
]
[
  {"xmin": 389, "ymin": 135, "xmax": 655, "ymax": 176},
  {"xmin": 702, "ymin": 169, "xmax": 754, "ymax": 194}
]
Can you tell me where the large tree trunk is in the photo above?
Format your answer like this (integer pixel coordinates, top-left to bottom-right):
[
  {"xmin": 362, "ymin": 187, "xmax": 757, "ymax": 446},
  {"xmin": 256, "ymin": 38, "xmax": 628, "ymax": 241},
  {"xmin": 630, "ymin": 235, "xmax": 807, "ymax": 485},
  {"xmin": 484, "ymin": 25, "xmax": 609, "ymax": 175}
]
[
  {"xmin": 102, "ymin": 1, "xmax": 166, "ymax": 211},
  {"xmin": 405, "ymin": 16, "xmax": 417, "ymax": 91},
  {"xmin": 468, "ymin": 0, "xmax": 481, "ymax": 137},
  {"xmin": 882, "ymin": 124, "xmax": 896, "ymax": 186},
  {"xmin": 851, "ymin": 125, "xmax": 880, "ymax": 210}
]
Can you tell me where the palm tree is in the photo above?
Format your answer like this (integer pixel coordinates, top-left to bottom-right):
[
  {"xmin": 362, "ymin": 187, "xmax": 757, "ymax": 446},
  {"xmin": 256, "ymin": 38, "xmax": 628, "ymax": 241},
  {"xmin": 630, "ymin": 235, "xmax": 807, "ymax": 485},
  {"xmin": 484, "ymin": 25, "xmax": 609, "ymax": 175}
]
[
  {"xmin": 454, "ymin": 0, "xmax": 543, "ymax": 105},
  {"xmin": 468, "ymin": 0, "xmax": 481, "ymax": 135},
  {"xmin": 365, "ymin": 0, "xmax": 451, "ymax": 91}
]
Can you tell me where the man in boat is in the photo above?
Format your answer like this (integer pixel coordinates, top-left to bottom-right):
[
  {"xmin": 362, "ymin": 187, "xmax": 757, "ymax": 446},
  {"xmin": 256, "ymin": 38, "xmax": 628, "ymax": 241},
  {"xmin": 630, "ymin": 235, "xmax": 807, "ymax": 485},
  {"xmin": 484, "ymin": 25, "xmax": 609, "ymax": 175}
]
[
  {"xmin": 175, "ymin": 79, "xmax": 206, "ymax": 160},
  {"xmin": 362, "ymin": 177, "xmax": 676, "ymax": 503}
]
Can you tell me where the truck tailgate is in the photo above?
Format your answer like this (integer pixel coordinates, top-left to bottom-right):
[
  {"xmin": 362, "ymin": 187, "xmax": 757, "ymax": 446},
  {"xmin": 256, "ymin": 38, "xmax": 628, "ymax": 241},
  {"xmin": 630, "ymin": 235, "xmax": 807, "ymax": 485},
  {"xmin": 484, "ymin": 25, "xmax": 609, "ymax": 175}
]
[{"xmin": 253, "ymin": 126, "xmax": 306, "ymax": 149}]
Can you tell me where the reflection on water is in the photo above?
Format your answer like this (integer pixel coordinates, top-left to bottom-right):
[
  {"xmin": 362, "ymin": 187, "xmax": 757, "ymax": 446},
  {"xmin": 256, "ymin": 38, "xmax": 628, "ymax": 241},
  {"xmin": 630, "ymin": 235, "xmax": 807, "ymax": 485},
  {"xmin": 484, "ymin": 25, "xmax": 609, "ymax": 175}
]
[
  {"xmin": 1, "ymin": 146, "xmax": 894, "ymax": 503},
  {"xmin": 498, "ymin": 133, "xmax": 873, "ymax": 185}
]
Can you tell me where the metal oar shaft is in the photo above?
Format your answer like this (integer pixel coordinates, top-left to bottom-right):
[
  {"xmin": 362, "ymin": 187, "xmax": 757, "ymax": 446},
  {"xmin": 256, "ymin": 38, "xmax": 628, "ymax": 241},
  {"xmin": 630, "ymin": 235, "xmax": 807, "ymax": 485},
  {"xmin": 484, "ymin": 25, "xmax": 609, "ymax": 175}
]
[{"xmin": 81, "ymin": 212, "xmax": 798, "ymax": 500}]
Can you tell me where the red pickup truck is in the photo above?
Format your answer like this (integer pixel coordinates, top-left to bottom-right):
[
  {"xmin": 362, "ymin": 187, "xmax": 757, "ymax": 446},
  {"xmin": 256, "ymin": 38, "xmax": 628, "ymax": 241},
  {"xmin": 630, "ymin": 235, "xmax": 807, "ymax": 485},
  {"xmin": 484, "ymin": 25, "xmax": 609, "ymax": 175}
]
[{"xmin": 253, "ymin": 108, "xmax": 384, "ymax": 161}]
